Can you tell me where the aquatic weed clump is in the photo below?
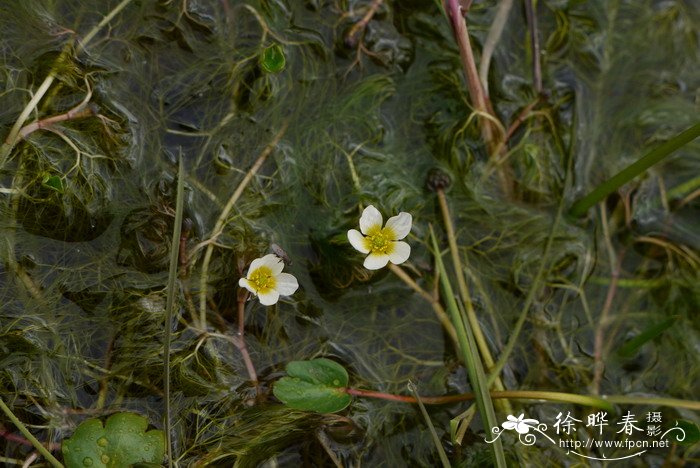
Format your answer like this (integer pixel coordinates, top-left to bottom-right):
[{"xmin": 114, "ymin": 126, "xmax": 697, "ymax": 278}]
[{"xmin": 0, "ymin": 0, "xmax": 699, "ymax": 466}]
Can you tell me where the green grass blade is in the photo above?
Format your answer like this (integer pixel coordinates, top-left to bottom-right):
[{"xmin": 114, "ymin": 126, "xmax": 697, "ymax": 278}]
[
  {"xmin": 0, "ymin": 398, "xmax": 63, "ymax": 467},
  {"xmin": 429, "ymin": 226, "xmax": 506, "ymax": 468},
  {"xmin": 569, "ymin": 122, "xmax": 700, "ymax": 217},
  {"xmin": 163, "ymin": 155, "xmax": 186, "ymax": 467},
  {"xmin": 408, "ymin": 381, "xmax": 451, "ymax": 468},
  {"xmin": 617, "ymin": 316, "xmax": 679, "ymax": 358}
]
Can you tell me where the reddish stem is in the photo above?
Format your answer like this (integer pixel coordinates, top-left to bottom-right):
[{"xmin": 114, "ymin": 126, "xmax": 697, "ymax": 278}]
[
  {"xmin": 345, "ymin": 387, "xmax": 472, "ymax": 405},
  {"xmin": 234, "ymin": 292, "xmax": 258, "ymax": 387},
  {"xmin": 0, "ymin": 427, "xmax": 60, "ymax": 451}
]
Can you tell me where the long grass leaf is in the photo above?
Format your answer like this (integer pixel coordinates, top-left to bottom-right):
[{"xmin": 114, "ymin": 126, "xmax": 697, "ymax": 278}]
[
  {"xmin": 163, "ymin": 155, "xmax": 186, "ymax": 467},
  {"xmin": 569, "ymin": 122, "xmax": 700, "ymax": 217},
  {"xmin": 408, "ymin": 381, "xmax": 451, "ymax": 468},
  {"xmin": 0, "ymin": 398, "xmax": 63, "ymax": 467},
  {"xmin": 429, "ymin": 226, "xmax": 506, "ymax": 468}
]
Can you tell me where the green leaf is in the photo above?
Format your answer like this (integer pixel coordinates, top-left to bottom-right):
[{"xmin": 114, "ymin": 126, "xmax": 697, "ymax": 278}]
[
  {"xmin": 62, "ymin": 412, "xmax": 165, "ymax": 468},
  {"xmin": 617, "ymin": 316, "xmax": 678, "ymax": 358},
  {"xmin": 273, "ymin": 358, "xmax": 351, "ymax": 413},
  {"xmin": 672, "ymin": 420, "xmax": 700, "ymax": 446},
  {"xmin": 260, "ymin": 44, "xmax": 286, "ymax": 73},
  {"xmin": 42, "ymin": 174, "xmax": 64, "ymax": 192}
]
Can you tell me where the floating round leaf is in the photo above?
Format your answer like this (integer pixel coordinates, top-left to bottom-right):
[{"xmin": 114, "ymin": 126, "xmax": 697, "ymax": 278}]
[{"xmin": 274, "ymin": 358, "xmax": 352, "ymax": 413}]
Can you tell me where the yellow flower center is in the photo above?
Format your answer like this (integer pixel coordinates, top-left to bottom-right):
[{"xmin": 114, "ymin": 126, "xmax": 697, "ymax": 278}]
[
  {"xmin": 364, "ymin": 227, "xmax": 395, "ymax": 255},
  {"xmin": 248, "ymin": 266, "xmax": 276, "ymax": 293}
]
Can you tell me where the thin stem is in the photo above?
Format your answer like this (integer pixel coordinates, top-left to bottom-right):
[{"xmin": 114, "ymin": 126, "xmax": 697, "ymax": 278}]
[
  {"xmin": 430, "ymin": 226, "xmax": 506, "ymax": 468},
  {"xmin": 235, "ymin": 294, "xmax": 259, "ymax": 385},
  {"xmin": 407, "ymin": 381, "xmax": 451, "ymax": 468},
  {"xmin": 592, "ymin": 250, "xmax": 623, "ymax": 395},
  {"xmin": 388, "ymin": 264, "xmax": 458, "ymax": 348},
  {"xmin": 18, "ymin": 103, "xmax": 95, "ymax": 140},
  {"xmin": 345, "ymin": 0, "xmax": 384, "ymax": 47},
  {"xmin": 444, "ymin": 0, "xmax": 492, "ymax": 140},
  {"xmin": 524, "ymin": 0, "xmax": 542, "ymax": 93},
  {"xmin": 436, "ymin": 189, "xmax": 512, "ymax": 416},
  {"xmin": 478, "ymin": 0, "xmax": 514, "ymax": 96},
  {"xmin": 0, "ymin": 399, "xmax": 63, "ymax": 468},
  {"xmin": 198, "ymin": 122, "xmax": 288, "ymax": 327},
  {"xmin": 345, "ymin": 388, "xmax": 616, "ymax": 411},
  {"xmin": 0, "ymin": 0, "xmax": 135, "ymax": 166},
  {"xmin": 163, "ymin": 156, "xmax": 186, "ymax": 467}
]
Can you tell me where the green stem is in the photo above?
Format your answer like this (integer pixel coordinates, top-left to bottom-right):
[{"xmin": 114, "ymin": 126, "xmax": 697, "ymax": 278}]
[
  {"xmin": 408, "ymin": 382, "xmax": 451, "ymax": 468},
  {"xmin": 163, "ymin": 156, "xmax": 186, "ymax": 467},
  {"xmin": 346, "ymin": 388, "xmax": 700, "ymax": 412},
  {"xmin": 569, "ymin": 122, "xmax": 700, "ymax": 217},
  {"xmin": 0, "ymin": 398, "xmax": 63, "ymax": 467},
  {"xmin": 430, "ymin": 226, "xmax": 506, "ymax": 468},
  {"xmin": 436, "ymin": 189, "xmax": 511, "ymax": 416}
]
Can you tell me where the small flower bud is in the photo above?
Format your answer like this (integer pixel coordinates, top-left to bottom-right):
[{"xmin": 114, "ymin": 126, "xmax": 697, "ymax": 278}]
[{"xmin": 425, "ymin": 168, "xmax": 451, "ymax": 192}]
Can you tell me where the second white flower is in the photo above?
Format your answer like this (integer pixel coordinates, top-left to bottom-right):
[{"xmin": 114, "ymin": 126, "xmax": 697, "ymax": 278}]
[{"xmin": 347, "ymin": 205, "xmax": 412, "ymax": 270}]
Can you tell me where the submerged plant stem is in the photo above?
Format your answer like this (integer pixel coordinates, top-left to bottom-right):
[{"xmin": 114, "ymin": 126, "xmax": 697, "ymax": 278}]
[
  {"xmin": 408, "ymin": 381, "xmax": 451, "ymax": 468},
  {"xmin": 0, "ymin": 0, "xmax": 135, "ymax": 167},
  {"xmin": 0, "ymin": 399, "xmax": 63, "ymax": 468},
  {"xmin": 524, "ymin": 0, "xmax": 542, "ymax": 93},
  {"xmin": 345, "ymin": 0, "xmax": 384, "ymax": 47},
  {"xmin": 236, "ymin": 294, "xmax": 259, "ymax": 385},
  {"xmin": 346, "ymin": 388, "xmax": 624, "ymax": 411},
  {"xmin": 388, "ymin": 264, "xmax": 458, "ymax": 347},
  {"xmin": 430, "ymin": 226, "xmax": 506, "ymax": 468},
  {"xmin": 479, "ymin": 0, "xmax": 514, "ymax": 95},
  {"xmin": 163, "ymin": 156, "xmax": 186, "ymax": 467},
  {"xmin": 436, "ymin": 189, "xmax": 511, "ymax": 414},
  {"xmin": 198, "ymin": 122, "xmax": 288, "ymax": 327}
]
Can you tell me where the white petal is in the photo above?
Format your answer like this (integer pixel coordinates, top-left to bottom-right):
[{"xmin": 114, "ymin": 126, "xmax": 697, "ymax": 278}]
[
  {"xmin": 363, "ymin": 253, "xmax": 389, "ymax": 270},
  {"xmin": 275, "ymin": 272, "xmax": 299, "ymax": 296},
  {"xmin": 238, "ymin": 278, "xmax": 256, "ymax": 294},
  {"xmin": 388, "ymin": 241, "xmax": 410, "ymax": 265},
  {"xmin": 347, "ymin": 229, "xmax": 369, "ymax": 254},
  {"xmin": 258, "ymin": 289, "xmax": 280, "ymax": 306},
  {"xmin": 515, "ymin": 424, "xmax": 531, "ymax": 434},
  {"xmin": 359, "ymin": 205, "xmax": 382, "ymax": 235},
  {"xmin": 502, "ymin": 421, "xmax": 517, "ymax": 430},
  {"xmin": 385, "ymin": 212, "xmax": 412, "ymax": 240},
  {"xmin": 256, "ymin": 253, "xmax": 285, "ymax": 275}
]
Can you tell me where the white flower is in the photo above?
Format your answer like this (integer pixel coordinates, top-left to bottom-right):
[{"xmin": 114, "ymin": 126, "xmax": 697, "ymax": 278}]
[
  {"xmin": 347, "ymin": 205, "xmax": 412, "ymax": 270},
  {"xmin": 238, "ymin": 254, "xmax": 299, "ymax": 305},
  {"xmin": 502, "ymin": 414, "xmax": 539, "ymax": 434}
]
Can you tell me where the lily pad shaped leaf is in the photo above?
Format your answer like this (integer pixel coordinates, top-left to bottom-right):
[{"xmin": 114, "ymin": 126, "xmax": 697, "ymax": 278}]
[
  {"xmin": 62, "ymin": 412, "xmax": 165, "ymax": 468},
  {"xmin": 273, "ymin": 358, "xmax": 351, "ymax": 413}
]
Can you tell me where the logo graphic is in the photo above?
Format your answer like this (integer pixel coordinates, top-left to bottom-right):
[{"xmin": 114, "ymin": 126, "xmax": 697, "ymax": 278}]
[{"xmin": 485, "ymin": 413, "xmax": 687, "ymax": 461}]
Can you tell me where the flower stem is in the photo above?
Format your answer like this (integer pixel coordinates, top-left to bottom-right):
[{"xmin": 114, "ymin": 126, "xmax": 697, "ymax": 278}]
[
  {"xmin": 235, "ymin": 292, "xmax": 259, "ymax": 386},
  {"xmin": 388, "ymin": 264, "xmax": 458, "ymax": 348},
  {"xmin": 436, "ymin": 189, "xmax": 511, "ymax": 414},
  {"xmin": 198, "ymin": 122, "xmax": 288, "ymax": 327},
  {"xmin": 430, "ymin": 226, "xmax": 507, "ymax": 468}
]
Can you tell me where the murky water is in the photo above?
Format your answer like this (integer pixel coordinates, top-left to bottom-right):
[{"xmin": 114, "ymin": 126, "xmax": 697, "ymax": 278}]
[{"xmin": 1, "ymin": 0, "xmax": 698, "ymax": 465}]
